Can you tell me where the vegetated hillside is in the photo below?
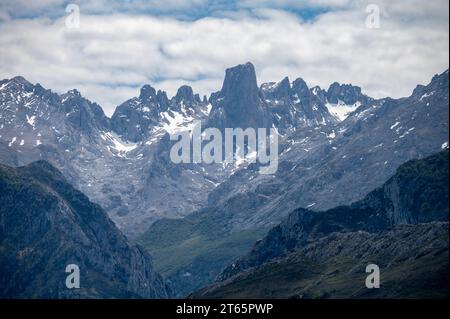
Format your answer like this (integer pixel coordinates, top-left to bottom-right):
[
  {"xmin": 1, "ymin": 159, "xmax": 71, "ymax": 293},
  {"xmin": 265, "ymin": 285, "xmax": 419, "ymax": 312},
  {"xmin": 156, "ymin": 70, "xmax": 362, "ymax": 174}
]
[
  {"xmin": 193, "ymin": 222, "xmax": 448, "ymax": 299},
  {"xmin": 0, "ymin": 161, "xmax": 170, "ymax": 298}
]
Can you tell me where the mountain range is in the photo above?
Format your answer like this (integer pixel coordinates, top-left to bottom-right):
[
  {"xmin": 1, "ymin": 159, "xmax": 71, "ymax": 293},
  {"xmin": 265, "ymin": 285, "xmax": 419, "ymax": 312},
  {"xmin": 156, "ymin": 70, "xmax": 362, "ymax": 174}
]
[
  {"xmin": 0, "ymin": 62, "xmax": 380, "ymax": 237},
  {"xmin": 0, "ymin": 62, "xmax": 448, "ymax": 297},
  {"xmin": 138, "ymin": 65, "xmax": 449, "ymax": 295}
]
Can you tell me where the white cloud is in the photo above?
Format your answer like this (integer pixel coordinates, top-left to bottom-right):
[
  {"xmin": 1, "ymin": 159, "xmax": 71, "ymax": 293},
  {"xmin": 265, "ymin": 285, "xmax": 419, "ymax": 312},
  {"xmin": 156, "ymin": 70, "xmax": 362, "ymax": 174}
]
[
  {"xmin": 0, "ymin": 0, "xmax": 65, "ymax": 18},
  {"xmin": 0, "ymin": 0, "xmax": 448, "ymax": 116},
  {"xmin": 238, "ymin": 0, "xmax": 352, "ymax": 10}
]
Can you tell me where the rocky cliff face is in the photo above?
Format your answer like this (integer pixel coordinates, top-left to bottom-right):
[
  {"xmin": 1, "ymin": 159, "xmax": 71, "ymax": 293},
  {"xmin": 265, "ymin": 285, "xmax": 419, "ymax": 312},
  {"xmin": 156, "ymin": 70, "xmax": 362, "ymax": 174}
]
[
  {"xmin": 326, "ymin": 82, "xmax": 369, "ymax": 105},
  {"xmin": 111, "ymin": 84, "xmax": 207, "ymax": 142},
  {"xmin": 217, "ymin": 150, "xmax": 449, "ymax": 281},
  {"xmin": 262, "ymin": 76, "xmax": 337, "ymax": 132},
  {"xmin": 202, "ymin": 69, "xmax": 449, "ymax": 234},
  {"xmin": 208, "ymin": 62, "xmax": 271, "ymax": 130},
  {"xmin": 0, "ymin": 161, "xmax": 170, "ymax": 298}
]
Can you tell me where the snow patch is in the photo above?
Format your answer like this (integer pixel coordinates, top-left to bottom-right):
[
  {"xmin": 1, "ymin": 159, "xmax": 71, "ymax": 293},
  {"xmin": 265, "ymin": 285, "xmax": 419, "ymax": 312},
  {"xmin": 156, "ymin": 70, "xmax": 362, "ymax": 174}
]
[
  {"xmin": 420, "ymin": 91, "xmax": 434, "ymax": 101},
  {"xmin": 203, "ymin": 103, "xmax": 212, "ymax": 116},
  {"xmin": 160, "ymin": 111, "xmax": 196, "ymax": 135},
  {"xmin": 325, "ymin": 100, "xmax": 361, "ymax": 121},
  {"xmin": 390, "ymin": 122, "xmax": 400, "ymax": 130},
  {"xmin": 101, "ymin": 131, "xmax": 138, "ymax": 157},
  {"xmin": 8, "ymin": 137, "xmax": 16, "ymax": 147},
  {"xmin": 26, "ymin": 114, "xmax": 36, "ymax": 128},
  {"xmin": 327, "ymin": 131, "xmax": 336, "ymax": 139},
  {"xmin": 399, "ymin": 127, "xmax": 415, "ymax": 139}
]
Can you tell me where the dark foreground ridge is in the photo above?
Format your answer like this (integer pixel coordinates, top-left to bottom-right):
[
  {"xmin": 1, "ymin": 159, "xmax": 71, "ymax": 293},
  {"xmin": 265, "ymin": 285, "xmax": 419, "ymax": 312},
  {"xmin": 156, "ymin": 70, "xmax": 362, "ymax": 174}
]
[{"xmin": 0, "ymin": 160, "xmax": 171, "ymax": 298}]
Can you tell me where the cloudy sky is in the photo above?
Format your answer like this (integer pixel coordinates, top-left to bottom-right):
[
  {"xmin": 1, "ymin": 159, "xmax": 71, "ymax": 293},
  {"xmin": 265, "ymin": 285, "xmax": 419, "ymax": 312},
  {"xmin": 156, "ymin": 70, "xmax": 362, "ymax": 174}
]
[{"xmin": 0, "ymin": 0, "xmax": 448, "ymax": 116}]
